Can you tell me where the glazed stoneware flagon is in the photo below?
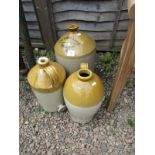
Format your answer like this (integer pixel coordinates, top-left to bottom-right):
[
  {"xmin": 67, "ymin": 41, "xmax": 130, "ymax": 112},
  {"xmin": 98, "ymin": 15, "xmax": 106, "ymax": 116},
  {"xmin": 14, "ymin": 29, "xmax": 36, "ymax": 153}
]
[
  {"xmin": 27, "ymin": 57, "xmax": 66, "ymax": 112},
  {"xmin": 63, "ymin": 63, "xmax": 105, "ymax": 123},
  {"xmin": 54, "ymin": 24, "xmax": 96, "ymax": 74}
]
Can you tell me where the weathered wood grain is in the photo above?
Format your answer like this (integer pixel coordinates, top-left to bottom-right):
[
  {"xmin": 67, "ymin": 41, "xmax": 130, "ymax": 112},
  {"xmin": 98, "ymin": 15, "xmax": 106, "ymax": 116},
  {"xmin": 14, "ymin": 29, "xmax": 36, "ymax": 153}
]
[
  {"xmin": 20, "ymin": 0, "xmax": 128, "ymax": 51},
  {"xmin": 122, "ymin": 0, "xmax": 128, "ymax": 10},
  {"xmin": 109, "ymin": 0, "xmax": 126, "ymax": 49},
  {"xmin": 97, "ymin": 45, "xmax": 121, "ymax": 51},
  {"xmin": 20, "ymin": 42, "xmax": 44, "ymax": 48},
  {"xmin": 97, "ymin": 40, "xmax": 124, "ymax": 47},
  {"xmin": 120, "ymin": 11, "xmax": 128, "ymax": 20},
  {"xmin": 57, "ymin": 31, "xmax": 127, "ymax": 40},
  {"xmin": 108, "ymin": 0, "xmax": 135, "ymax": 111},
  {"xmin": 27, "ymin": 22, "xmax": 40, "ymax": 30},
  {"xmin": 52, "ymin": 0, "xmax": 118, "ymax": 13},
  {"xmin": 56, "ymin": 21, "xmax": 114, "ymax": 31},
  {"xmin": 24, "ymin": 12, "xmax": 37, "ymax": 22},
  {"xmin": 20, "ymin": 38, "xmax": 44, "ymax": 48},
  {"xmin": 34, "ymin": 0, "xmax": 57, "ymax": 51},
  {"xmin": 55, "ymin": 11, "xmax": 116, "ymax": 23},
  {"xmin": 21, "ymin": 0, "xmax": 32, "ymax": 2},
  {"xmin": 54, "ymin": 11, "xmax": 128, "ymax": 23},
  {"xmin": 28, "ymin": 30, "xmax": 42, "ymax": 39},
  {"xmin": 22, "ymin": 1, "xmax": 35, "ymax": 12},
  {"xmin": 19, "ymin": 0, "xmax": 35, "ymax": 68},
  {"xmin": 117, "ymin": 20, "xmax": 128, "ymax": 30}
]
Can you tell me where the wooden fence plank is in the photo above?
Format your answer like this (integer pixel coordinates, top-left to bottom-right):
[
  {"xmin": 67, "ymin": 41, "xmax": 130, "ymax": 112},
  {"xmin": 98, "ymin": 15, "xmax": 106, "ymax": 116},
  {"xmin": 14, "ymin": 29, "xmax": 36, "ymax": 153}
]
[
  {"xmin": 27, "ymin": 22, "xmax": 40, "ymax": 30},
  {"xmin": 97, "ymin": 46, "xmax": 121, "ymax": 51},
  {"xmin": 33, "ymin": 0, "xmax": 57, "ymax": 51},
  {"xmin": 54, "ymin": 11, "xmax": 119, "ymax": 23},
  {"xmin": 19, "ymin": 0, "xmax": 35, "ymax": 68},
  {"xmin": 57, "ymin": 31, "xmax": 127, "ymax": 41},
  {"xmin": 24, "ymin": 12, "xmax": 37, "ymax": 22},
  {"xmin": 117, "ymin": 20, "xmax": 128, "ymax": 30},
  {"xmin": 52, "ymin": 0, "xmax": 118, "ymax": 13},
  {"xmin": 28, "ymin": 30, "xmax": 42, "ymax": 39},
  {"xmin": 20, "ymin": 0, "xmax": 128, "ymax": 51},
  {"xmin": 22, "ymin": 1, "xmax": 35, "ymax": 12},
  {"xmin": 122, "ymin": 0, "xmax": 128, "ymax": 10},
  {"xmin": 97, "ymin": 40, "xmax": 124, "ymax": 47},
  {"xmin": 109, "ymin": 0, "xmax": 125, "ymax": 49},
  {"xmin": 56, "ymin": 21, "xmax": 114, "ymax": 31},
  {"xmin": 120, "ymin": 10, "xmax": 128, "ymax": 20}
]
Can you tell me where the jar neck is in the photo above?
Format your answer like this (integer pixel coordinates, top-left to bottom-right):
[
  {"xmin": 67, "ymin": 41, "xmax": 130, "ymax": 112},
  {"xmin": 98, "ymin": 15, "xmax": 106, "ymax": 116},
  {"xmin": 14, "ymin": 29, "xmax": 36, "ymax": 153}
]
[
  {"xmin": 67, "ymin": 24, "xmax": 79, "ymax": 32},
  {"xmin": 37, "ymin": 57, "xmax": 50, "ymax": 67},
  {"xmin": 77, "ymin": 69, "xmax": 92, "ymax": 81}
]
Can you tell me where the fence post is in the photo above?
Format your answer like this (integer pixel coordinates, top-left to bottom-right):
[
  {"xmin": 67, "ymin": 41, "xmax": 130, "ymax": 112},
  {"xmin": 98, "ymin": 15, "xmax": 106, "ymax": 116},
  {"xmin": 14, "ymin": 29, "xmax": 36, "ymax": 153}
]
[
  {"xmin": 109, "ymin": 0, "xmax": 125, "ymax": 50},
  {"xmin": 19, "ymin": 0, "xmax": 35, "ymax": 68},
  {"xmin": 33, "ymin": 0, "xmax": 57, "ymax": 52}
]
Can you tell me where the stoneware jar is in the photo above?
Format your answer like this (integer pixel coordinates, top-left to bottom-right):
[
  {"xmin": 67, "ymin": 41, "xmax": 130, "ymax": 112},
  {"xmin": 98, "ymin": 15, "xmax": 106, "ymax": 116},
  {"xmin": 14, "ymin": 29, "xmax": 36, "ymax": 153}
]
[
  {"xmin": 54, "ymin": 24, "xmax": 96, "ymax": 74},
  {"xmin": 63, "ymin": 63, "xmax": 105, "ymax": 123},
  {"xmin": 27, "ymin": 57, "xmax": 66, "ymax": 112}
]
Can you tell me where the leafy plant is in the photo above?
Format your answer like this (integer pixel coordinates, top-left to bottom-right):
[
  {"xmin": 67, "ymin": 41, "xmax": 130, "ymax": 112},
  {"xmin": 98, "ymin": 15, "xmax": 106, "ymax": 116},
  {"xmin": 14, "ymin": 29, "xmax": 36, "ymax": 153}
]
[
  {"xmin": 128, "ymin": 118, "xmax": 135, "ymax": 128},
  {"xmin": 33, "ymin": 48, "xmax": 55, "ymax": 61},
  {"xmin": 100, "ymin": 52, "xmax": 118, "ymax": 73},
  {"xmin": 126, "ymin": 78, "xmax": 135, "ymax": 88}
]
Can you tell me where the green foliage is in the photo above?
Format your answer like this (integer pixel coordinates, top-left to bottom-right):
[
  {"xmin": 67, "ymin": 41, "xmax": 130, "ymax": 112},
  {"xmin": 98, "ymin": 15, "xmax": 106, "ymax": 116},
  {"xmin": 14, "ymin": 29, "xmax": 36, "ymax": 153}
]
[
  {"xmin": 128, "ymin": 118, "xmax": 135, "ymax": 128},
  {"xmin": 33, "ymin": 48, "xmax": 55, "ymax": 61},
  {"xmin": 126, "ymin": 78, "xmax": 135, "ymax": 88},
  {"xmin": 100, "ymin": 52, "xmax": 118, "ymax": 73},
  {"xmin": 101, "ymin": 52, "xmax": 113, "ymax": 63}
]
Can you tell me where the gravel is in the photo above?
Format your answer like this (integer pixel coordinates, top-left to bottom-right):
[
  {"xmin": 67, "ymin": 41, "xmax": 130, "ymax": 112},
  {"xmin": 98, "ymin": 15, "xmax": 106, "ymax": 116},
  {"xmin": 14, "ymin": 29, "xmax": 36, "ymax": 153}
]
[{"xmin": 19, "ymin": 52, "xmax": 135, "ymax": 155}]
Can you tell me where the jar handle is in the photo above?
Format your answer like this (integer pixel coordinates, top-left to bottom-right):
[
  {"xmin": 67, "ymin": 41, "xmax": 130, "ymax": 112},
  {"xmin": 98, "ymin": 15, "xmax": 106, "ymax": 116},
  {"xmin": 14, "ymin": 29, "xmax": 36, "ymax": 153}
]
[
  {"xmin": 43, "ymin": 66, "xmax": 59, "ymax": 88},
  {"xmin": 80, "ymin": 63, "xmax": 88, "ymax": 69}
]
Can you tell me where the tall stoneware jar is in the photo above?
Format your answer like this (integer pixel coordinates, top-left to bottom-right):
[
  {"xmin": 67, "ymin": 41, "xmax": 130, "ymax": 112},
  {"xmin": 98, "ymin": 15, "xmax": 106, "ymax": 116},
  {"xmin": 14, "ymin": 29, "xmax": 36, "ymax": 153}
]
[
  {"xmin": 27, "ymin": 57, "xmax": 66, "ymax": 112},
  {"xmin": 63, "ymin": 63, "xmax": 105, "ymax": 123},
  {"xmin": 54, "ymin": 24, "xmax": 96, "ymax": 75}
]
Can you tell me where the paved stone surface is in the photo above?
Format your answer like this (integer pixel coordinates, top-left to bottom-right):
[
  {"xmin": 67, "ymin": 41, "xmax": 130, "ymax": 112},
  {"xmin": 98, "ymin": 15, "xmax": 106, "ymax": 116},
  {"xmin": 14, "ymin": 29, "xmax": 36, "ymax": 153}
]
[{"xmin": 19, "ymin": 53, "xmax": 135, "ymax": 155}]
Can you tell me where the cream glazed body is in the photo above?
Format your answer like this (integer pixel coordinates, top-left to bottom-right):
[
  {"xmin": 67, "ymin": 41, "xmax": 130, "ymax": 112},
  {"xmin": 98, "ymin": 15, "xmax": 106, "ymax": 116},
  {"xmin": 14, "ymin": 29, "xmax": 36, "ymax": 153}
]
[
  {"xmin": 32, "ymin": 87, "xmax": 63, "ymax": 112},
  {"xmin": 27, "ymin": 57, "xmax": 66, "ymax": 112},
  {"xmin": 55, "ymin": 51, "xmax": 96, "ymax": 74},
  {"xmin": 63, "ymin": 63, "xmax": 106, "ymax": 123},
  {"xmin": 64, "ymin": 96, "xmax": 105, "ymax": 123}
]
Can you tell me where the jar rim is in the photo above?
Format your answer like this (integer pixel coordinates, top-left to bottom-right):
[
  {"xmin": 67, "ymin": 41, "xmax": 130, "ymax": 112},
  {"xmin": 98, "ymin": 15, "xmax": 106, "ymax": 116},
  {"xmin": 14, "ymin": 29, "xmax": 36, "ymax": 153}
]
[{"xmin": 77, "ymin": 69, "xmax": 92, "ymax": 81}]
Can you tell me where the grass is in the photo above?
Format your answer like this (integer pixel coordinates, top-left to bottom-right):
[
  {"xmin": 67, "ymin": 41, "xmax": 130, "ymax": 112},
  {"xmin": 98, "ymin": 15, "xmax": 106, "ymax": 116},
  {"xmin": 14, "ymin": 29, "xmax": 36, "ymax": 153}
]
[
  {"xmin": 128, "ymin": 118, "xmax": 135, "ymax": 128},
  {"xmin": 126, "ymin": 78, "xmax": 135, "ymax": 88},
  {"xmin": 99, "ymin": 51, "xmax": 119, "ymax": 74}
]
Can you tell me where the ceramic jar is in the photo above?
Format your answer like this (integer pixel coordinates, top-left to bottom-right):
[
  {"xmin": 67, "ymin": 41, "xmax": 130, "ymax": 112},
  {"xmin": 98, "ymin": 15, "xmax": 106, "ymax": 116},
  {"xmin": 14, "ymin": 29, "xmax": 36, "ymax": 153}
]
[
  {"xmin": 27, "ymin": 57, "xmax": 66, "ymax": 112},
  {"xmin": 63, "ymin": 63, "xmax": 105, "ymax": 123},
  {"xmin": 54, "ymin": 24, "xmax": 96, "ymax": 74}
]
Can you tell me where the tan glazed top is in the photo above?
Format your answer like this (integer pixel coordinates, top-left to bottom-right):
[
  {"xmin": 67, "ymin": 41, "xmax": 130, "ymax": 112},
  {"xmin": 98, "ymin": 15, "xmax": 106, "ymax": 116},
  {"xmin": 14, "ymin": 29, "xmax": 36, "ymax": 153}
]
[
  {"xmin": 63, "ymin": 63, "xmax": 105, "ymax": 107},
  {"xmin": 54, "ymin": 24, "xmax": 96, "ymax": 58},
  {"xmin": 27, "ymin": 57, "xmax": 66, "ymax": 92}
]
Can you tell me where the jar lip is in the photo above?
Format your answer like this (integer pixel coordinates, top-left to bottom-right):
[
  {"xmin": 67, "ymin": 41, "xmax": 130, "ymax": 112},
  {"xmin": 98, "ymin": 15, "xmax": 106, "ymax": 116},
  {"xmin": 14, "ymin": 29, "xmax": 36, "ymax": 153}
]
[
  {"xmin": 77, "ymin": 69, "xmax": 92, "ymax": 81},
  {"xmin": 37, "ymin": 57, "xmax": 49, "ymax": 66},
  {"xmin": 67, "ymin": 24, "xmax": 79, "ymax": 31}
]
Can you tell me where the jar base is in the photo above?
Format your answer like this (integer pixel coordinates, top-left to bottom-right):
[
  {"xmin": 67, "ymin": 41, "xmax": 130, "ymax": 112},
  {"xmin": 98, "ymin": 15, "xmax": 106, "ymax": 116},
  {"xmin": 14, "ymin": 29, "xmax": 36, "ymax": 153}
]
[
  {"xmin": 64, "ymin": 97, "xmax": 105, "ymax": 124},
  {"xmin": 32, "ymin": 88, "xmax": 64, "ymax": 112}
]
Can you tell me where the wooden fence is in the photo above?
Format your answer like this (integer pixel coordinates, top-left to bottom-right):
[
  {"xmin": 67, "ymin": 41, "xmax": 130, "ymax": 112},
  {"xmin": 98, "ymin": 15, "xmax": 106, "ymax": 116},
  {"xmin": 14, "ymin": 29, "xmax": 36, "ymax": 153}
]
[{"xmin": 20, "ymin": 0, "xmax": 128, "ymax": 52}]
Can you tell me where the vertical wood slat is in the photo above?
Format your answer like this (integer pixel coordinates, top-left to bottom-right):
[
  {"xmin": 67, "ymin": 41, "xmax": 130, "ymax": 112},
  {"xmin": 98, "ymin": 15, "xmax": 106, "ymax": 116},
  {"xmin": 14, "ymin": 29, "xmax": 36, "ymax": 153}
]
[
  {"xmin": 33, "ymin": 0, "xmax": 57, "ymax": 51},
  {"xmin": 109, "ymin": 0, "xmax": 125, "ymax": 49},
  {"xmin": 19, "ymin": 0, "xmax": 35, "ymax": 69},
  {"xmin": 107, "ymin": 0, "xmax": 135, "ymax": 111},
  {"xmin": 19, "ymin": 50, "xmax": 26, "ymax": 70}
]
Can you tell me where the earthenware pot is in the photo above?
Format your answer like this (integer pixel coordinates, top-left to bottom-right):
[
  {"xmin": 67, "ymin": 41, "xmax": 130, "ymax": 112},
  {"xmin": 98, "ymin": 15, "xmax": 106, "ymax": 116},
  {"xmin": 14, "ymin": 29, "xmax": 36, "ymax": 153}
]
[
  {"xmin": 63, "ymin": 63, "xmax": 105, "ymax": 123},
  {"xmin": 27, "ymin": 57, "xmax": 66, "ymax": 112},
  {"xmin": 54, "ymin": 24, "xmax": 96, "ymax": 75}
]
